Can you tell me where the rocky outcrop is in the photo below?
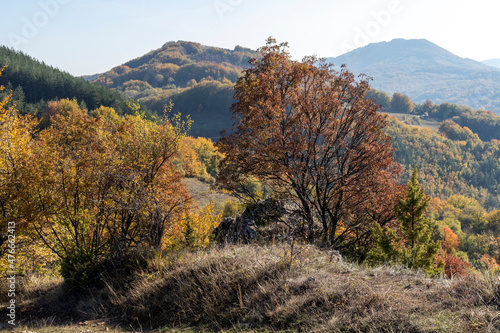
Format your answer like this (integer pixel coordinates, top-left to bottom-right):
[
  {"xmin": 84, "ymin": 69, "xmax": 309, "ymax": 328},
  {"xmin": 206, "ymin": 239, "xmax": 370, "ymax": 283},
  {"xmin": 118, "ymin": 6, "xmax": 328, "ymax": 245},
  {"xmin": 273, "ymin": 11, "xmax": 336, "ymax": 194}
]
[
  {"xmin": 212, "ymin": 198, "xmax": 304, "ymax": 244},
  {"xmin": 212, "ymin": 216, "xmax": 257, "ymax": 244}
]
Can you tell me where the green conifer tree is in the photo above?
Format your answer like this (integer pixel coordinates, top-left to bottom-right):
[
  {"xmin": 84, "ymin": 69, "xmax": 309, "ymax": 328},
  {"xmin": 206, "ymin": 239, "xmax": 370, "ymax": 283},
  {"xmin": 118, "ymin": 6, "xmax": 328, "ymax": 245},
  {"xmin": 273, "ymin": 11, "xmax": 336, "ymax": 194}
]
[
  {"xmin": 183, "ymin": 217, "xmax": 196, "ymax": 248},
  {"xmin": 368, "ymin": 167, "xmax": 443, "ymax": 275}
]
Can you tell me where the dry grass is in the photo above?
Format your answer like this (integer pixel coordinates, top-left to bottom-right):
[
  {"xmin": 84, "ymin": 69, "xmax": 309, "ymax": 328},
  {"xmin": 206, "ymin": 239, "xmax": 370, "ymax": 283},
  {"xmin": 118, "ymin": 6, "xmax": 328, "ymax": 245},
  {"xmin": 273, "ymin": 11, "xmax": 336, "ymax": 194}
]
[
  {"xmin": 182, "ymin": 177, "xmax": 235, "ymax": 207},
  {"xmin": 8, "ymin": 243, "xmax": 500, "ymax": 332},
  {"xmin": 0, "ymin": 273, "xmax": 62, "ymax": 304},
  {"xmin": 385, "ymin": 112, "xmax": 442, "ymax": 131}
]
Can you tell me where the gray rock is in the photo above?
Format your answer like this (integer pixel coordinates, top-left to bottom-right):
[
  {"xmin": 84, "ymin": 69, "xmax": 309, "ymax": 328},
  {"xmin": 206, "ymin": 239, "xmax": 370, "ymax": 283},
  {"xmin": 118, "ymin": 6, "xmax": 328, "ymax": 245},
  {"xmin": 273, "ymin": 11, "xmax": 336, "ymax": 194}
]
[
  {"xmin": 212, "ymin": 216, "xmax": 258, "ymax": 244},
  {"xmin": 212, "ymin": 198, "xmax": 307, "ymax": 244}
]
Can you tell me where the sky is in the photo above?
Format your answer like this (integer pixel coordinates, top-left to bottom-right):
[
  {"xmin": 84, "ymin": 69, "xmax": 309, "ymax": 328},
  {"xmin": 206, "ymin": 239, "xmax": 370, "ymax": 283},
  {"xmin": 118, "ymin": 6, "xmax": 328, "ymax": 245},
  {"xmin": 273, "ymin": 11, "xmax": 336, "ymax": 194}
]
[{"xmin": 1, "ymin": 0, "xmax": 500, "ymax": 76}]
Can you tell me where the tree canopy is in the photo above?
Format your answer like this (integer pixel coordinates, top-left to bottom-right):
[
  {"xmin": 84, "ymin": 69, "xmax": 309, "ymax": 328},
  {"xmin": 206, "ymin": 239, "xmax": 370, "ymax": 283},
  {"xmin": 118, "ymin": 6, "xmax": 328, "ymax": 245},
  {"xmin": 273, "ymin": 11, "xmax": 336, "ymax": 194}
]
[{"xmin": 217, "ymin": 39, "xmax": 401, "ymax": 251}]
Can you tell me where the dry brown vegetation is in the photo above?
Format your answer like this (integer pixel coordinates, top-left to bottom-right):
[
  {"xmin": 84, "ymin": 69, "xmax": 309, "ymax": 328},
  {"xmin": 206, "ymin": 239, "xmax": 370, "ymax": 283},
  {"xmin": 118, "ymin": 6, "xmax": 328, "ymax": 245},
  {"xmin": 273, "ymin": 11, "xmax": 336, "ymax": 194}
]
[
  {"xmin": 3, "ymin": 243, "xmax": 500, "ymax": 332},
  {"xmin": 182, "ymin": 178, "xmax": 235, "ymax": 208}
]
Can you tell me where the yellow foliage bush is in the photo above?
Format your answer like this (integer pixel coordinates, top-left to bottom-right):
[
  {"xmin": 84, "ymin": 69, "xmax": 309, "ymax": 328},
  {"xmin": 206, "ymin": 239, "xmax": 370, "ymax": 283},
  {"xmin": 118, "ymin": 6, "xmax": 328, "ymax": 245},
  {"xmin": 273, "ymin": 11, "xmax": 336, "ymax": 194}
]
[
  {"xmin": 174, "ymin": 136, "xmax": 221, "ymax": 183},
  {"xmin": 0, "ymin": 232, "xmax": 58, "ymax": 275},
  {"xmin": 0, "ymin": 68, "xmax": 54, "ymax": 275},
  {"xmin": 163, "ymin": 202, "xmax": 222, "ymax": 250}
]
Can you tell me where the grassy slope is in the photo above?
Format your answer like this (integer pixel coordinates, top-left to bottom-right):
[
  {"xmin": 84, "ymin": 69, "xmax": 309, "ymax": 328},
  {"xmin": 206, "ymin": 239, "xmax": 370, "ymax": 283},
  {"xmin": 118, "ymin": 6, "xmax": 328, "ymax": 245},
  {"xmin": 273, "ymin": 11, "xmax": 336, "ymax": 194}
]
[
  {"xmin": 182, "ymin": 178, "xmax": 234, "ymax": 208},
  {"xmin": 4, "ymin": 244, "xmax": 500, "ymax": 332},
  {"xmin": 386, "ymin": 112, "xmax": 442, "ymax": 131}
]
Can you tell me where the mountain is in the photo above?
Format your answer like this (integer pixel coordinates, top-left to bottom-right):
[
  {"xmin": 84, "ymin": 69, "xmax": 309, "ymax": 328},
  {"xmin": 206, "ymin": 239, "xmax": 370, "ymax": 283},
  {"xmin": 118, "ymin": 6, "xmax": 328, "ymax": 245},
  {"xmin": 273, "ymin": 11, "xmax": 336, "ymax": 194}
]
[
  {"xmin": 81, "ymin": 73, "xmax": 102, "ymax": 81},
  {"xmin": 92, "ymin": 41, "xmax": 260, "ymax": 139},
  {"xmin": 482, "ymin": 58, "xmax": 500, "ymax": 69},
  {"xmin": 327, "ymin": 39, "xmax": 500, "ymax": 114}
]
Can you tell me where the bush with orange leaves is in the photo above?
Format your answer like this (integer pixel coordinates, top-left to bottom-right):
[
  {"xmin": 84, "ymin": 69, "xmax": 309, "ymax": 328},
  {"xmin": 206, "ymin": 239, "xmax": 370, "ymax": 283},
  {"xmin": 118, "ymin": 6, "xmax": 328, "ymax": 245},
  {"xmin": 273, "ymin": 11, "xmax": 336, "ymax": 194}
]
[
  {"xmin": 436, "ymin": 225, "xmax": 471, "ymax": 278},
  {"xmin": 480, "ymin": 254, "xmax": 500, "ymax": 272},
  {"xmin": 441, "ymin": 226, "xmax": 460, "ymax": 254},
  {"xmin": 439, "ymin": 253, "xmax": 472, "ymax": 278}
]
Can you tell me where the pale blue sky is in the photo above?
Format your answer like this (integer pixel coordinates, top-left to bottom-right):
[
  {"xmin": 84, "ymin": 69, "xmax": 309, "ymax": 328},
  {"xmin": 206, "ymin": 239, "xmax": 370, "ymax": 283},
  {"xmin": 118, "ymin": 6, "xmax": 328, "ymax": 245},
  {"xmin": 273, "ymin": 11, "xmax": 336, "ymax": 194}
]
[{"xmin": 1, "ymin": 0, "xmax": 499, "ymax": 76}]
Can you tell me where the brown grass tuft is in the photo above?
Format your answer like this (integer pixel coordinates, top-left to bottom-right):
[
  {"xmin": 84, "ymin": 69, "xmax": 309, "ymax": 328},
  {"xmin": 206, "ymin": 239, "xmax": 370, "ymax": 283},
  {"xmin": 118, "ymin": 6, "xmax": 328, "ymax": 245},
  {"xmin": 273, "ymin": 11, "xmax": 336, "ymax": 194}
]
[{"xmin": 12, "ymin": 244, "xmax": 500, "ymax": 332}]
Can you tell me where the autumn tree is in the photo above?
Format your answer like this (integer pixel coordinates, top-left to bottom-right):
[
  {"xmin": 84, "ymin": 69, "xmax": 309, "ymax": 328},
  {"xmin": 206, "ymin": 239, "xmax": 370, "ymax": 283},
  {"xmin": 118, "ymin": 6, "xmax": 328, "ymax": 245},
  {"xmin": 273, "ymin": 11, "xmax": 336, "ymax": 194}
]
[
  {"xmin": 441, "ymin": 254, "xmax": 471, "ymax": 278},
  {"xmin": 391, "ymin": 92, "xmax": 415, "ymax": 114},
  {"xmin": 21, "ymin": 100, "xmax": 190, "ymax": 284},
  {"xmin": 163, "ymin": 202, "xmax": 223, "ymax": 250},
  {"xmin": 441, "ymin": 226, "xmax": 460, "ymax": 254},
  {"xmin": 367, "ymin": 89, "xmax": 392, "ymax": 110},
  {"xmin": 217, "ymin": 39, "xmax": 400, "ymax": 250},
  {"xmin": 436, "ymin": 225, "xmax": 471, "ymax": 278},
  {"xmin": 173, "ymin": 136, "xmax": 220, "ymax": 183},
  {"xmin": 480, "ymin": 254, "xmax": 499, "ymax": 272},
  {"xmin": 0, "ymin": 68, "xmax": 37, "ymax": 219},
  {"xmin": 0, "ymin": 68, "xmax": 46, "ymax": 271}
]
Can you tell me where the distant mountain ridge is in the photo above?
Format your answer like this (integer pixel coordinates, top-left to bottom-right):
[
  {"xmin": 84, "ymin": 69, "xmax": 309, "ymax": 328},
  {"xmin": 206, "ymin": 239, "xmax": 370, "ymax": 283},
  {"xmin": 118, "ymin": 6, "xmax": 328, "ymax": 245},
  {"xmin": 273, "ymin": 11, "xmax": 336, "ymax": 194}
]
[
  {"xmin": 90, "ymin": 38, "xmax": 500, "ymax": 137},
  {"xmin": 81, "ymin": 73, "xmax": 102, "ymax": 81},
  {"xmin": 327, "ymin": 39, "xmax": 500, "ymax": 114},
  {"xmin": 482, "ymin": 58, "xmax": 500, "ymax": 69},
  {"xmin": 94, "ymin": 41, "xmax": 259, "ymax": 89}
]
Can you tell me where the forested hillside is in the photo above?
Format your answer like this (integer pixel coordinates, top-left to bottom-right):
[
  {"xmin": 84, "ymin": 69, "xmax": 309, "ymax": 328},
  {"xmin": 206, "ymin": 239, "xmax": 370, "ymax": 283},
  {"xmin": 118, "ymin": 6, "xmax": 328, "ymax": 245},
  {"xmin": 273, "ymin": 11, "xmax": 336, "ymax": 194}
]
[
  {"xmin": 363, "ymin": 89, "xmax": 500, "ymax": 209},
  {"xmin": 93, "ymin": 41, "xmax": 259, "ymax": 138},
  {"xmin": 368, "ymin": 89, "xmax": 500, "ymax": 141},
  {"xmin": 387, "ymin": 117, "xmax": 500, "ymax": 209},
  {"xmin": 0, "ymin": 47, "xmax": 134, "ymax": 117},
  {"xmin": 94, "ymin": 41, "xmax": 258, "ymax": 89}
]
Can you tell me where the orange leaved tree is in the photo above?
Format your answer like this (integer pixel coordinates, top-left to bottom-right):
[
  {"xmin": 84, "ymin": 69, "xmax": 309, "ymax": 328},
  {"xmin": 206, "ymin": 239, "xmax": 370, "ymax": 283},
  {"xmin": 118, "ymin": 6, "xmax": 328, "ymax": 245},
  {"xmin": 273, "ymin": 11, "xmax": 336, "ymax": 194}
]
[
  {"xmin": 217, "ymin": 39, "xmax": 401, "ymax": 251},
  {"xmin": 0, "ymin": 67, "xmax": 44, "ymax": 273},
  {"xmin": 0, "ymin": 67, "xmax": 38, "ymax": 223}
]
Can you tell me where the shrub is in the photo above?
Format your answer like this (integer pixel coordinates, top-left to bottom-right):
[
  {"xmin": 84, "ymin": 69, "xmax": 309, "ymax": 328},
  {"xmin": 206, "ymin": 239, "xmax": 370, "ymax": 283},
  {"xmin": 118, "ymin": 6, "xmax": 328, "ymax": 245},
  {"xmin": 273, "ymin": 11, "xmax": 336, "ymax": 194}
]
[{"xmin": 60, "ymin": 250, "xmax": 98, "ymax": 288}]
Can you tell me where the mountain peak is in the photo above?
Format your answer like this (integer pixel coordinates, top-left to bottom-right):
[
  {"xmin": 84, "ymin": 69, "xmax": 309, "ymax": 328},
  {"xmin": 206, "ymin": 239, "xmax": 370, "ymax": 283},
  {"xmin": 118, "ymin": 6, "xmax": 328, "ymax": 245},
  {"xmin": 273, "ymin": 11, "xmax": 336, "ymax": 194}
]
[
  {"xmin": 330, "ymin": 38, "xmax": 484, "ymax": 70},
  {"xmin": 327, "ymin": 39, "xmax": 500, "ymax": 113}
]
